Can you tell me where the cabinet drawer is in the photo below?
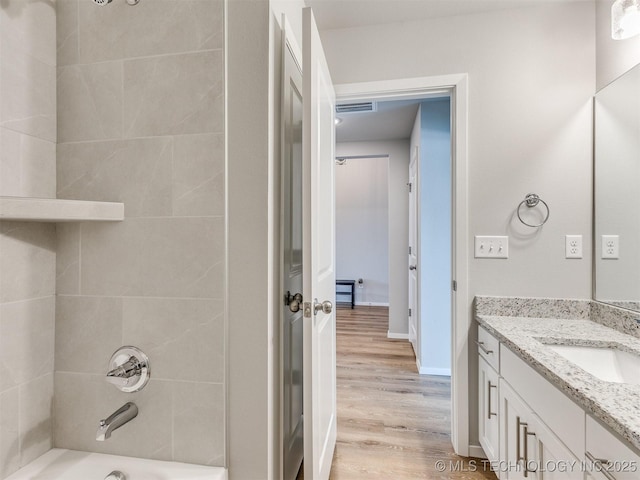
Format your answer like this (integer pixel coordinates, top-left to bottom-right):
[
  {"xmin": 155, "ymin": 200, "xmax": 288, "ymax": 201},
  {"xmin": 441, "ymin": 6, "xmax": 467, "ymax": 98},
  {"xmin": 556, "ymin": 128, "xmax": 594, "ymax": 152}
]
[
  {"xmin": 478, "ymin": 326, "xmax": 500, "ymax": 371},
  {"xmin": 501, "ymin": 345, "xmax": 584, "ymax": 458},
  {"xmin": 586, "ymin": 415, "xmax": 640, "ymax": 479}
]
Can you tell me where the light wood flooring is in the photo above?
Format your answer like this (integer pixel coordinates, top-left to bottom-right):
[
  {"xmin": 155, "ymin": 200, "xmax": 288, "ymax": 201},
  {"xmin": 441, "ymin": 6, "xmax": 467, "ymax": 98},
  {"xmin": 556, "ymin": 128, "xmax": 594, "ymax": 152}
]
[{"xmin": 298, "ymin": 305, "xmax": 496, "ymax": 479}]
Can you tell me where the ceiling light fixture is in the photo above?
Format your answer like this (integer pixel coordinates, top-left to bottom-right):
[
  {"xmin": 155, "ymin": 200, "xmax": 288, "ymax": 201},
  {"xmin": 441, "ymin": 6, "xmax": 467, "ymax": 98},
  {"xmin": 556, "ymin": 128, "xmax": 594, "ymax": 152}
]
[{"xmin": 612, "ymin": 0, "xmax": 640, "ymax": 40}]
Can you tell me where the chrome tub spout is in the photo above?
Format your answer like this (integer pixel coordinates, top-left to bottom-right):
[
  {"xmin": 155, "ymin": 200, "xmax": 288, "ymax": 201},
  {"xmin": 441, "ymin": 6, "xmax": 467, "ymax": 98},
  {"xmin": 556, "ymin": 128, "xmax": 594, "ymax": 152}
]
[{"xmin": 96, "ymin": 402, "xmax": 138, "ymax": 441}]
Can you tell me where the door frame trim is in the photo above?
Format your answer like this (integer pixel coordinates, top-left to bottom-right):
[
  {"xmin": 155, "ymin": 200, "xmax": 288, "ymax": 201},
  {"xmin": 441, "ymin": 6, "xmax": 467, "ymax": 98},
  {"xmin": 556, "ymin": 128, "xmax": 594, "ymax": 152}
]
[{"xmin": 334, "ymin": 73, "xmax": 470, "ymax": 456}]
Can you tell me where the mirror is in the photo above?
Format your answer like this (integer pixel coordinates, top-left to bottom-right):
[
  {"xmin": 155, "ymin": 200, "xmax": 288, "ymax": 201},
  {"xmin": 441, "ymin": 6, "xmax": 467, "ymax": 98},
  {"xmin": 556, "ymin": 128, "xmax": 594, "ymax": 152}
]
[{"xmin": 594, "ymin": 62, "xmax": 640, "ymax": 312}]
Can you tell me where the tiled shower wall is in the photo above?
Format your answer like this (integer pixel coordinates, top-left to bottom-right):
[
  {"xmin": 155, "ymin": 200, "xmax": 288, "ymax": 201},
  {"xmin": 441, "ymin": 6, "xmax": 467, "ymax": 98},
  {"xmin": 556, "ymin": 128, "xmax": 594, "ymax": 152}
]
[
  {"xmin": 55, "ymin": 0, "xmax": 225, "ymax": 466},
  {"xmin": 0, "ymin": 1, "xmax": 57, "ymax": 478}
]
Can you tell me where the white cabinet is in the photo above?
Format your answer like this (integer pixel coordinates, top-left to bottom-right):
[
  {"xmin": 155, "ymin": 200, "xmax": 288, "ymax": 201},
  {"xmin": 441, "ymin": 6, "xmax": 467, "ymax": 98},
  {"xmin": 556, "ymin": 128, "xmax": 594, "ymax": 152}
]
[
  {"xmin": 479, "ymin": 356, "xmax": 500, "ymax": 464},
  {"xmin": 499, "ymin": 381, "xmax": 581, "ymax": 480},
  {"xmin": 585, "ymin": 415, "xmax": 640, "ymax": 480},
  {"xmin": 499, "ymin": 380, "xmax": 530, "ymax": 480}
]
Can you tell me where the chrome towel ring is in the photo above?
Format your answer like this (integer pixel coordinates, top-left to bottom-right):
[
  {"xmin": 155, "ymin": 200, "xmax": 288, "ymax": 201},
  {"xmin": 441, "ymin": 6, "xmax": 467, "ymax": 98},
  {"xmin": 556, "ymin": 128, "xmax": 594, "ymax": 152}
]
[{"xmin": 517, "ymin": 193, "xmax": 550, "ymax": 228}]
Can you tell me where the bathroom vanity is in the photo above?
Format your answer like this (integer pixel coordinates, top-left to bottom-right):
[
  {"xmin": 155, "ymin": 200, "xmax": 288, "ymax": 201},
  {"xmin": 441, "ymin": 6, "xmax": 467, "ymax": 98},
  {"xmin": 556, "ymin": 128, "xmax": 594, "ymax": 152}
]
[{"xmin": 475, "ymin": 298, "xmax": 640, "ymax": 479}]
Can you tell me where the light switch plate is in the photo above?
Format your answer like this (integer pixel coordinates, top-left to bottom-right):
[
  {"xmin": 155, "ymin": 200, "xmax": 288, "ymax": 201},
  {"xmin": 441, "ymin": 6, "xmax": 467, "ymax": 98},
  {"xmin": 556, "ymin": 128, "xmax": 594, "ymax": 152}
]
[
  {"xmin": 474, "ymin": 236, "xmax": 508, "ymax": 258},
  {"xmin": 565, "ymin": 235, "xmax": 583, "ymax": 259},
  {"xmin": 602, "ymin": 235, "xmax": 619, "ymax": 259}
]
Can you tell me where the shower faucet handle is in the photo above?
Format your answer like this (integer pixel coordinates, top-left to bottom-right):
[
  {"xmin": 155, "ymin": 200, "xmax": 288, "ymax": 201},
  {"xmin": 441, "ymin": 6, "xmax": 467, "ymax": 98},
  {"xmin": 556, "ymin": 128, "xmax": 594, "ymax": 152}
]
[{"xmin": 105, "ymin": 346, "xmax": 150, "ymax": 393}]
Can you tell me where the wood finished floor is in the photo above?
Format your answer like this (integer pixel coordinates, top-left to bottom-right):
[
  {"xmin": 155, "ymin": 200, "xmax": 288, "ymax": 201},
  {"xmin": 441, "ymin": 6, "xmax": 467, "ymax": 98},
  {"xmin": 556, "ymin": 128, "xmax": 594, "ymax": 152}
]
[{"xmin": 298, "ymin": 306, "xmax": 496, "ymax": 479}]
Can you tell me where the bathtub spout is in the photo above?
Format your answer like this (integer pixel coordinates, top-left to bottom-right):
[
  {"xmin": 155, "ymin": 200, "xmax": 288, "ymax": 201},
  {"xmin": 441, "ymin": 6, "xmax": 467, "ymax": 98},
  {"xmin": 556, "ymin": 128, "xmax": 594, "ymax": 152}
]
[{"xmin": 96, "ymin": 402, "xmax": 138, "ymax": 441}]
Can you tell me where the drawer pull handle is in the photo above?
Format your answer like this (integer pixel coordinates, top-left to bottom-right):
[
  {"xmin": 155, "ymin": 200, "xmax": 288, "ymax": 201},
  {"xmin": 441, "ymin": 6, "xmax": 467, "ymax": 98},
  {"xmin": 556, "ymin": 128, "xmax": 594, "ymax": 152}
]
[
  {"xmin": 586, "ymin": 451, "xmax": 616, "ymax": 480},
  {"xmin": 487, "ymin": 381, "xmax": 497, "ymax": 419},
  {"xmin": 476, "ymin": 340, "xmax": 494, "ymax": 355}
]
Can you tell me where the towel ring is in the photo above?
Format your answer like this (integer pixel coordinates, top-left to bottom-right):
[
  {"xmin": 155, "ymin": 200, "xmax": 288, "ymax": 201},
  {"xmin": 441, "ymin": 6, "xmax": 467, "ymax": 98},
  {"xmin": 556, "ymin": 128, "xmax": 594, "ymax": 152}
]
[{"xmin": 517, "ymin": 193, "xmax": 549, "ymax": 228}]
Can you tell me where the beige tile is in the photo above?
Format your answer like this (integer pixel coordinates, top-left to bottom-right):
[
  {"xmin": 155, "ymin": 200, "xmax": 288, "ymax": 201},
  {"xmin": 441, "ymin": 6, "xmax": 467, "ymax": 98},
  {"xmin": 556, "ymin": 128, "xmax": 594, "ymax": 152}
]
[
  {"xmin": 57, "ymin": 0, "xmax": 80, "ymax": 67},
  {"xmin": 55, "ymin": 296, "xmax": 123, "ymax": 375},
  {"xmin": 56, "ymin": 223, "xmax": 81, "ymax": 295},
  {"xmin": 173, "ymin": 134, "xmax": 225, "ymax": 217},
  {"xmin": 0, "ymin": 49, "xmax": 56, "ymax": 142},
  {"xmin": 0, "ymin": 222, "xmax": 56, "ymax": 303},
  {"xmin": 19, "ymin": 374, "xmax": 53, "ymax": 466},
  {"xmin": 124, "ymin": 51, "xmax": 223, "ymax": 138},
  {"xmin": 0, "ymin": 297, "xmax": 55, "ymax": 392},
  {"xmin": 0, "ymin": 0, "xmax": 56, "ymax": 67},
  {"xmin": 78, "ymin": 0, "xmax": 223, "ymax": 64},
  {"xmin": 80, "ymin": 218, "xmax": 224, "ymax": 298},
  {"xmin": 0, "ymin": 128, "xmax": 56, "ymax": 198},
  {"xmin": 0, "ymin": 387, "xmax": 20, "ymax": 479},
  {"xmin": 0, "ymin": 127, "xmax": 21, "ymax": 197},
  {"xmin": 57, "ymin": 62, "xmax": 123, "ymax": 143},
  {"xmin": 123, "ymin": 298, "xmax": 224, "ymax": 383},
  {"xmin": 57, "ymin": 138, "xmax": 173, "ymax": 217},
  {"xmin": 55, "ymin": 373, "xmax": 172, "ymax": 460},
  {"xmin": 173, "ymin": 382, "xmax": 225, "ymax": 466}
]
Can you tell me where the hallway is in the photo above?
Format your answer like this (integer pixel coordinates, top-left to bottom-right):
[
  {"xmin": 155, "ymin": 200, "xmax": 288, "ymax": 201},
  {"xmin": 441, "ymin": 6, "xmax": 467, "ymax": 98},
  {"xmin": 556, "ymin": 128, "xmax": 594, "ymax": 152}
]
[{"xmin": 327, "ymin": 306, "xmax": 495, "ymax": 479}]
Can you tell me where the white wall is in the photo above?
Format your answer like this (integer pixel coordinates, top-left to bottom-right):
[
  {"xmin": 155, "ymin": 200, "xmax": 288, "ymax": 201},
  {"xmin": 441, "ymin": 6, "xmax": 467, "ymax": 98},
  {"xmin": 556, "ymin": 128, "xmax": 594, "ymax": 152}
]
[
  {"xmin": 335, "ymin": 157, "xmax": 389, "ymax": 306},
  {"xmin": 596, "ymin": 0, "xmax": 640, "ymax": 91},
  {"xmin": 335, "ymin": 140, "xmax": 410, "ymax": 334},
  {"xmin": 419, "ymin": 99, "xmax": 452, "ymax": 375},
  {"xmin": 321, "ymin": 2, "xmax": 595, "ymax": 448}
]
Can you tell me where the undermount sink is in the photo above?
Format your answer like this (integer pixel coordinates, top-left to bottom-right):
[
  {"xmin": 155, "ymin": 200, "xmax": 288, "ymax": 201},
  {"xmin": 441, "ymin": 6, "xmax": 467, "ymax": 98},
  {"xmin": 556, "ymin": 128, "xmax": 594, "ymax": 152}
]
[{"xmin": 546, "ymin": 344, "xmax": 640, "ymax": 385}]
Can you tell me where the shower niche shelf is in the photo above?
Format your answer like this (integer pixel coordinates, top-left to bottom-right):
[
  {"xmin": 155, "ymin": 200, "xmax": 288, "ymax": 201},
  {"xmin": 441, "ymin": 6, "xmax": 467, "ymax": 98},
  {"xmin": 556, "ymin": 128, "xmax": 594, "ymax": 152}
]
[{"xmin": 0, "ymin": 197, "xmax": 124, "ymax": 222}]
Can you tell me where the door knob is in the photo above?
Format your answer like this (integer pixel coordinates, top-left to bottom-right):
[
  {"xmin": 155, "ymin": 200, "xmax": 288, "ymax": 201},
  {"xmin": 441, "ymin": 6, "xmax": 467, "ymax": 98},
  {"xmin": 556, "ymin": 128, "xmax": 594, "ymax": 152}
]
[
  {"xmin": 314, "ymin": 299, "xmax": 333, "ymax": 315},
  {"xmin": 409, "ymin": 265, "xmax": 417, "ymax": 271},
  {"xmin": 285, "ymin": 291, "xmax": 303, "ymax": 313}
]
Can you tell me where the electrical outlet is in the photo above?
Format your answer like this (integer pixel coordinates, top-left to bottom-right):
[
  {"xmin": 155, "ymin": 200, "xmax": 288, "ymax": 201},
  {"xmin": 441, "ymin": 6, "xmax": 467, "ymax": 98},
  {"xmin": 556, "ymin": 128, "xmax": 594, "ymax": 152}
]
[
  {"xmin": 602, "ymin": 235, "xmax": 619, "ymax": 259},
  {"xmin": 565, "ymin": 235, "xmax": 583, "ymax": 259},
  {"xmin": 474, "ymin": 236, "xmax": 509, "ymax": 258}
]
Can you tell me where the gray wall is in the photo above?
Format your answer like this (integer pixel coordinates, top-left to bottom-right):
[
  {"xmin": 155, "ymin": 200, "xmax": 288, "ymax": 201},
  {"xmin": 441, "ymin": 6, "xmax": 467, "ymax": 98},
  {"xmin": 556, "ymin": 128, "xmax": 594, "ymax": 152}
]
[
  {"xmin": 335, "ymin": 140, "xmax": 410, "ymax": 334},
  {"xmin": 0, "ymin": 1, "xmax": 57, "ymax": 478},
  {"xmin": 54, "ymin": 0, "xmax": 225, "ymax": 466},
  {"xmin": 419, "ymin": 99, "xmax": 451, "ymax": 375},
  {"xmin": 335, "ymin": 156, "xmax": 389, "ymax": 306},
  {"xmin": 320, "ymin": 2, "xmax": 595, "ymax": 448}
]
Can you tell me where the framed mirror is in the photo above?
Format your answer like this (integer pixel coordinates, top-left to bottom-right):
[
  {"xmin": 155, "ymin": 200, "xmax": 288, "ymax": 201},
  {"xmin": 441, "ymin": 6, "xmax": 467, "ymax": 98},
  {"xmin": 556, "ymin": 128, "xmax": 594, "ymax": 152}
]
[{"xmin": 594, "ymin": 62, "xmax": 640, "ymax": 312}]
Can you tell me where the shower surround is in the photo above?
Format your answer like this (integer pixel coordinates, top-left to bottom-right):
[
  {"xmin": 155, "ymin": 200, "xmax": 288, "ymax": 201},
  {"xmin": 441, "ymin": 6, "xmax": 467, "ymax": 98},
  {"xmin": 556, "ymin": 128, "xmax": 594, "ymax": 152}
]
[{"xmin": 0, "ymin": 1, "xmax": 226, "ymax": 478}]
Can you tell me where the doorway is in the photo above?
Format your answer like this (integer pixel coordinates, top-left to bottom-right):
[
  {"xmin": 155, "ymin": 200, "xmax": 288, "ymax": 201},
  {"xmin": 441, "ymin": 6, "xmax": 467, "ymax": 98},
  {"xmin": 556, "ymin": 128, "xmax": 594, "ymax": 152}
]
[{"xmin": 334, "ymin": 74, "xmax": 470, "ymax": 455}]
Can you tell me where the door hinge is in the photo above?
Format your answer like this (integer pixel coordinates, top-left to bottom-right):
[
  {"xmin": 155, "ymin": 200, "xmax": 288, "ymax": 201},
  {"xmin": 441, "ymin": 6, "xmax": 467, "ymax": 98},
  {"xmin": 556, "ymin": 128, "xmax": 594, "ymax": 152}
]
[
  {"xmin": 407, "ymin": 182, "xmax": 412, "ymax": 193},
  {"xmin": 409, "ymin": 308, "xmax": 412, "ymax": 317},
  {"xmin": 409, "ymin": 245, "xmax": 412, "ymax": 255},
  {"xmin": 452, "ymin": 280, "xmax": 457, "ymax": 292}
]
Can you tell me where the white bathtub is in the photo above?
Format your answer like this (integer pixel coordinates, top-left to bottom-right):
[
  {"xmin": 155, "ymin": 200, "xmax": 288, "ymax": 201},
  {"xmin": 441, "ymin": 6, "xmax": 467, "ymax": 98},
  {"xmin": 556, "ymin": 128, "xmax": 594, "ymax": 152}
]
[{"xmin": 6, "ymin": 449, "xmax": 227, "ymax": 480}]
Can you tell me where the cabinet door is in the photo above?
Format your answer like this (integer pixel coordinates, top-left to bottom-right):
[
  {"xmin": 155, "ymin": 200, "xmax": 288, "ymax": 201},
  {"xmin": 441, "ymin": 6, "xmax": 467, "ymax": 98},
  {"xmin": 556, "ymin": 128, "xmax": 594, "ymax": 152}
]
[
  {"xmin": 586, "ymin": 415, "xmax": 640, "ymax": 480},
  {"xmin": 479, "ymin": 356, "xmax": 500, "ymax": 464},
  {"xmin": 499, "ymin": 380, "xmax": 530, "ymax": 480},
  {"xmin": 528, "ymin": 415, "xmax": 582, "ymax": 480}
]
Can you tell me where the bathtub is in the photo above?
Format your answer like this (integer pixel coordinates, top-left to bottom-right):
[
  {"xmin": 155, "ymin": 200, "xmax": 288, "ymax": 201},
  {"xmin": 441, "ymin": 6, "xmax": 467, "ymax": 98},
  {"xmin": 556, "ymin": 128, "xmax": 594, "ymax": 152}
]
[{"xmin": 6, "ymin": 449, "xmax": 227, "ymax": 480}]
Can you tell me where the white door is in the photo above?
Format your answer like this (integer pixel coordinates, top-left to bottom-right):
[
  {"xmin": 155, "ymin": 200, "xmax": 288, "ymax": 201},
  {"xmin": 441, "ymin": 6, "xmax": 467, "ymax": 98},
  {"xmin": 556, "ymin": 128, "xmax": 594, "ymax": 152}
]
[
  {"xmin": 281, "ymin": 16, "xmax": 304, "ymax": 480},
  {"xmin": 408, "ymin": 146, "xmax": 419, "ymax": 355},
  {"xmin": 302, "ymin": 7, "xmax": 337, "ymax": 480}
]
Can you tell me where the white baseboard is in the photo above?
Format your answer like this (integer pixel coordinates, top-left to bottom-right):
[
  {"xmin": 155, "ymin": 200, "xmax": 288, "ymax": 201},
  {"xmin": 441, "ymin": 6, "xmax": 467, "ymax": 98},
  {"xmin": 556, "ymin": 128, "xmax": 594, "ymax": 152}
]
[
  {"xmin": 417, "ymin": 362, "xmax": 451, "ymax": 376},
  {"xmin": 353, "ymin": 301, "xmax": 389, "ymax": 307},
  {"xmin": 468, "ymin": 445, "xmax": 486, "ymax": 459},
  {"xmin": 387, "ymin": 331, "xmax": 409, "ymax": 340}
]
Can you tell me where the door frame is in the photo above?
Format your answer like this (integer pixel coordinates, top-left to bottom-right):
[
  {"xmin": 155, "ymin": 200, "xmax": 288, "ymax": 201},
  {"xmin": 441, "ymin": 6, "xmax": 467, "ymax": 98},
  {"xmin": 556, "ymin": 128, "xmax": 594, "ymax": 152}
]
[{"xmin": 334, "ymin": 73, "xmax": 470, "ymax": 456}]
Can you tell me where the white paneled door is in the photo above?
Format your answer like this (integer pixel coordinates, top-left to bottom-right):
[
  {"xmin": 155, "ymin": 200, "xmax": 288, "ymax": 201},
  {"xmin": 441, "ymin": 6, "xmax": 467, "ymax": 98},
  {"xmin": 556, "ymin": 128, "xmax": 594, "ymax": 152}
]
[
  {"xmin": 302, "ymin": 7, "xmax": 337, "ymax": 480},
  {"xmin": 408, "ymin": 146, "xmax": 419, "ymax": 356}
]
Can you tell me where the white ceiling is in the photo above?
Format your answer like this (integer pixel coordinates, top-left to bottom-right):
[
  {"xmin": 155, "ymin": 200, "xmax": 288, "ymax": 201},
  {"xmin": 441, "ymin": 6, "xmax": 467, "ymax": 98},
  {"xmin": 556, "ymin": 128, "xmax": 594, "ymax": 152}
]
[
  {"xmin": 336, "ymin": 97, "xmax": 454, "ymax": 143},
  {"xmin": 305, "ymin": 0, "xmax": 569, "ymax": 31}
]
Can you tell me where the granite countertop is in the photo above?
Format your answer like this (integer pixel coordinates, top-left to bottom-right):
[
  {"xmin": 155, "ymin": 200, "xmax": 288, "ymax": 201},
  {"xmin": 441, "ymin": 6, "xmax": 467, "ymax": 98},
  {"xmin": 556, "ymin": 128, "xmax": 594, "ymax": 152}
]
[{"xmin": 477, "ymin": 314, "xmax": 640, "ymax": 452}]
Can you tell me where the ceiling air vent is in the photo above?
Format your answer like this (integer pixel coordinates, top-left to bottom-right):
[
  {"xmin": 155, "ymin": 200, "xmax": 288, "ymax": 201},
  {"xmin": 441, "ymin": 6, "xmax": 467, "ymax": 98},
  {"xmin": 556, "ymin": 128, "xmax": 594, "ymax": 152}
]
[{"xmin": 336, "ymin": 101, "xmax": 377, "ymax": 114}]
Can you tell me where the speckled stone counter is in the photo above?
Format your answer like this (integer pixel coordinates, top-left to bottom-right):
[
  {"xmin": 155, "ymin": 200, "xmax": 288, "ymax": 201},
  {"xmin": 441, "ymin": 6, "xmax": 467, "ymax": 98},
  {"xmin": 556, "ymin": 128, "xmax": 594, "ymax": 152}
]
[{"xmin": 476, "ymin": 303, "xmax": 640, "ymax": 454}]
